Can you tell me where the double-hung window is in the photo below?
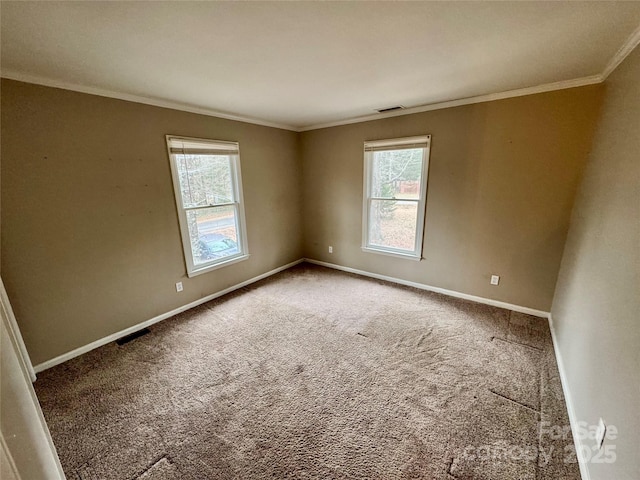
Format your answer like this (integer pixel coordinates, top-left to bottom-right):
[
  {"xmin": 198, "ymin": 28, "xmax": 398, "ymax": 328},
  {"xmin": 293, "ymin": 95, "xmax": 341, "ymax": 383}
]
[
  {"xmin": 166, "ymin": 135, "xmax": 249, "ymax": 276},
  {"xmin": 362, "ymin": 135, "xmax": 431, "ymax": 259}
]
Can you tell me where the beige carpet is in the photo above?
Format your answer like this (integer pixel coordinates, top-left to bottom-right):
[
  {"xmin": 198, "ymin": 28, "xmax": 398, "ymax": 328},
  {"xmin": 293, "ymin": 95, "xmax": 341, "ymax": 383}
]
[{"xmin": 35, "ymin": 263, "xmax": 580, "ymax": 479}]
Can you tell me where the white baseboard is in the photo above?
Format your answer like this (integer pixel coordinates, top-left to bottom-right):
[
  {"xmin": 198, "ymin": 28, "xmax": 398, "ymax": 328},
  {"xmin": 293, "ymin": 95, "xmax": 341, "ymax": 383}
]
[
  {"xmin": 304, "ymin": 258, "xmax": 549, "ymax": 318},
  {"xmin": 32, "ymin": 255, "xmax": 587, "ymax": 479},
  {"xmin": 33, "ymin": 259, "xmax": 304, "ymax": 374},
  {"xmin": 34, "ymin": 255, "xmax": 548, "ymax": 366},
  {"xmin": 547, "ymin": 314, "xmax": 591, "ymax": 480}
]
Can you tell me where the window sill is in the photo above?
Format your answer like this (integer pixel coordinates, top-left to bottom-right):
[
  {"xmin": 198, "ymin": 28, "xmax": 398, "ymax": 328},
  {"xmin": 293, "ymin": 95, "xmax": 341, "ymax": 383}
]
[
  {"xmin": 361, "ymin": 246, "xmax": 422, "ymax": 261},
  {"xmin": 187, "ymin": 253, "xmax": 250, "ymax": 278}
]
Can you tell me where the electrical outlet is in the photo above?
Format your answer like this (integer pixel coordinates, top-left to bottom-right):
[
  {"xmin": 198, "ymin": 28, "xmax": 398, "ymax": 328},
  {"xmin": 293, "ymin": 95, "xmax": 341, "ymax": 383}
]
[
  {"xmin": 175, "ymin": 282, "xmax": 183, "ymax": 292},
  {"xmin": 595, "ymin": 418, "xmax": 607, "ymax": 449},
  {"xmin": 328, "ymin": 246, "xmax": 333, "ymax": 253},
  {"xmin": 490, "ymin": 275, "xmax": 500, "ymax": 285}
]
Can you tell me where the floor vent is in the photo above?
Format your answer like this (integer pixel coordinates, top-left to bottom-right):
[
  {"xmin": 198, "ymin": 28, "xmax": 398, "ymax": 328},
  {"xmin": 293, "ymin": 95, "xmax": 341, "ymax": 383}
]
[
  {"xmin": 116, "ymin": 328, "xmax": 151, "ymax": 345},
  {"xmin": 376, "ymin": 105, "xmax": 405, "ymax": 113}
]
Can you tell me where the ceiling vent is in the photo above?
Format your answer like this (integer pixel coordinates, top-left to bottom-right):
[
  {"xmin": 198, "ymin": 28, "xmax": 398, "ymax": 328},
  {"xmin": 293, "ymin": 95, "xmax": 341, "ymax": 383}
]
[{"xmin": 376, "ymin": 105, "xmax": 405, "ymax": 113}]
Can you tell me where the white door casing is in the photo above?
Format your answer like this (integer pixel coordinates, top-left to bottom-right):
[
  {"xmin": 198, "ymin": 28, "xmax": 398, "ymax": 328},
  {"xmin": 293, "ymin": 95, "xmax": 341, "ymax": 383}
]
[{"xmin": 0, "ymin": 277, "xmax": 66, "ymax": 479}]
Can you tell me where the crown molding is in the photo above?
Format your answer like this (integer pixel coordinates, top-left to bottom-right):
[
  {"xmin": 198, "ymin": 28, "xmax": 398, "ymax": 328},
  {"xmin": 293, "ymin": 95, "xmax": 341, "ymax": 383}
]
[
  {"xmin": 0, "ymin": 70, "xmax": 299, "ymax": 132},
  {"xmin": 601, "ymin": 23, "xmax": 640, "ymax": 80},
  {"xmin": 0, "ymin": 70, "xmax": 607, "ymax": 135},
  {"xmin": 4, "ymin": 19, "xmax": 640, "ymax": 134},
  {"xmin": 297, "ymin": 75, "xmax": 603, "ymax": 131}
]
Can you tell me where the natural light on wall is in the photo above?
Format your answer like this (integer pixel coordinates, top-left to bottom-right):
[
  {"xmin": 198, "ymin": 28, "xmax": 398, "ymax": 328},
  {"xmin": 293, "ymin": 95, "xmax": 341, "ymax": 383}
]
[
  {"xmin": 166, "ymin": 135, "xmax": 249, "ymax": 277},
  {"xmin": 362, "ymin": 135, "xmax": 431, "ymax": 260}
]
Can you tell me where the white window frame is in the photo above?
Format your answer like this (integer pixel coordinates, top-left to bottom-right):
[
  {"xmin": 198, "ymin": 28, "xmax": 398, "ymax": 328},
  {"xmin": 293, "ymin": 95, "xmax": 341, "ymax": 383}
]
[
  {"xmin": 362, "ymin": 135, "xmax": 431, "ymax": 260},
  {"xmin": 166, "ymin": 135, "xmax": 249, "ymax": 277}
]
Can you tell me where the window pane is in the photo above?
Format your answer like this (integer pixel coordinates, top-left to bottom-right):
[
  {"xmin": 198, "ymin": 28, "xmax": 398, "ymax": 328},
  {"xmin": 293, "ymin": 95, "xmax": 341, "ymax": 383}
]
[
  {"xmin": 175, "ymin": 154, "xmax": 234, "ymax": 208},
  {"xmin": 370, "ymin": 148, "xmax": 423, "ymax": 199},
  {"xmin": 368, "ymin": 200, "xmax": 418, "ymax": 252},
  {"xmin": 186, "ymin": 206, "xmax": 240, "ymax": 265}
]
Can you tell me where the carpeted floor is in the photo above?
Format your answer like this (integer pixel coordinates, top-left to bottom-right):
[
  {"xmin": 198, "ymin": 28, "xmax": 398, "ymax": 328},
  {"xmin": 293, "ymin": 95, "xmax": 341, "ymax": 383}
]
[{"xmin": 35, "ymin": 263, "xmax": 581, "ymax": 479}]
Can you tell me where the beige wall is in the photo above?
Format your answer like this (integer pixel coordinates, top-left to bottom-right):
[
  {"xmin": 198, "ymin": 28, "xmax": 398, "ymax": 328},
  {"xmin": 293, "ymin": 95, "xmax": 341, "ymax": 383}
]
[
  {"xmin": 1, "ymin": 79, "xmax": 303, "ymax": 365},
  {"xmin": 551, "ymin": 48, "xmax": 640, "ymax": 480},
  {"xmin": 0, "ymin": 79, "xmax": 606, "ymax": 367},
  {"xmin": 301, "ymin": 86, "xmax": 603, "ymax": 311}
]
